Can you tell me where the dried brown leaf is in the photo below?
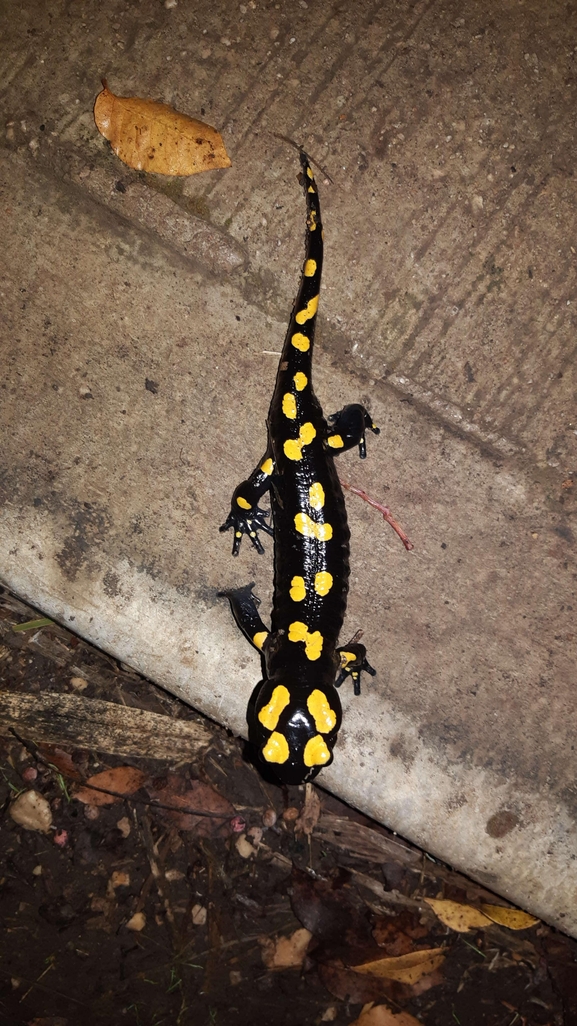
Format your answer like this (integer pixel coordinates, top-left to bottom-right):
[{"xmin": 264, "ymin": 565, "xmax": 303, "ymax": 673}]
[
  {"xmin": 147, "ymin": 776, "xmax": 233, "ymax": 836},
  {"xmin": 351, "ymin": 947, "xmax": 445, "ymax": 985},
  {"xmin": 94, "ymin": 82, "xmax": 231, "ymax": 176},
  {"xmin": 73, "ymin": 765, "xmax": 147, "ymax": 805}
]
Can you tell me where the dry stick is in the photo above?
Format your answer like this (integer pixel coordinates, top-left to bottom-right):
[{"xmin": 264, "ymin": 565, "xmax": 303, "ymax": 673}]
[
  {"xmin": 139, "ymin": 813, "xmax": 179, "ymax": 948},
  {"xmin": 340, "ymin": 479, "xmax": 414, "ymax": 551}
]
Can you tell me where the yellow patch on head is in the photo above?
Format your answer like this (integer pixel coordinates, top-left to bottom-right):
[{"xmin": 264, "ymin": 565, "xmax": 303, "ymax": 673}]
[
  {"xmin": 257, "ymin": 684, "xmax": 290, "ymax": 730},
  {"xmin": 288, "ymin": 621, "xmax": 324, "ymax": 661},
  {"xmin": 308, "ymin": 482, "xmax": 325, "ymax": 510},
  {"xmin": 289, "ymin": 575, "xmax": 306, "ymax": 602},
  {"xmin": 304, "ymin": 735, "xmax": 331, "ymax": 767},
  {"xmin": 283, "ymin": 423, "xmax": 317, "ymax": 462},
  {"xmin": 327, "ymin": 434, "xmax": 344, "ymax": 449},
  {"xmin": 294, "ymin": 512, "xmax": 333, "ymax": 542},
  {"xmin": 282, "ymin": 393, "xmax": 297, "ymax": 420},
  {"xmin": 262, "ymin": 731, "xmax": 290, "ymax": 764},
  {"xmin": 260, "ymin": 458, "xmax": 274, "ymax": 476},
  {"xmin": 307, "ymin": 690, "xmax": 337, "ymax": 733},
  {"xmin": 295, "ymin": 295, "xmax": 319, "ymax": 325},
  {"xmin": 253, "ymin": 631, "xmax": 269, "ymax": 651},
  {"xmin": 293, "ymin": 372, "xmax": 308, "ymax": 391},
  {"xmin": 306, "ymin": 166, "xmax": 314, "ymax": 179},
  {"xmin": 304, "ymin": 259, "xmax": 317, "ymax": 277},
  {"xmin": 236, "ymin": 496, "xmax": 251, "ymax": 510},
  {"xmin": 291, "ymin": 332, "xmax": 310, "ymax": 352},
  {"xmin": 314, "ymin": 571, "xmax": 333, "ymax": 596}
]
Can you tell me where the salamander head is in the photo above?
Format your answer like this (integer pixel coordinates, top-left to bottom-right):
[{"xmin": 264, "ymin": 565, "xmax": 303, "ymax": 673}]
[{"xmin": 247, "ymin": 677, "xmax": 342, "ymax": 785}]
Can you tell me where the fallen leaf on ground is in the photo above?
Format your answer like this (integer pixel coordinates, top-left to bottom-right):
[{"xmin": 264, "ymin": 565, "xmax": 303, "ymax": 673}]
[
  {"xmin": 9, "ymin": 790, "xmax": 53, "ymax": 833},
  {"xmin": 425, "ymin": 897, "xmax": 538, "ymax": 932},
  {"xmin": 147, "ymin": 775, "xmax": 233, "ymax": 836},
  {"xmin": 351, "ymin": 947, "xmax": 445, "ymax": 985},
  {"xmin": 424, "ymin": 897, "xmax": 494, "ymax": 932},
  {"xmin": 260, "ymin": 928, "xmax": 313, "ymax": 969},
  {"xmin": 73, "ymin": 766, "xmax": 147, "ymax": 805},
  {"xmin": 348, "ymin": 1002, "xmax": 422, "ymax": 1026},
  {"xmin": 479, "ymin": 904, "xmax": 539, "ymax": 930},
  {"xmin": 94, "ymin": 81, "xmax": 231, "ymax": 176},
  {"xmin": 38, "ymin": 743, "xmax": 82, "ymax": 781},
  {"xmin": 295, "ymin": 782, "xmax": 321, "ymax": 837}
]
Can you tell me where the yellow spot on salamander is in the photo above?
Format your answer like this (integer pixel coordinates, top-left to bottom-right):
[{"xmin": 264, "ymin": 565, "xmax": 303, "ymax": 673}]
[
  {"xmin": 294, "ymin": 512, "xmax": 333, "ymax": 541},
  {"xmin": 262, "ymin": 731, "xmax": 289, "ymax": 764},
  {"xmin": 327, "ymin": 434, "xmax": 344, "ymax": 449},
  {"xmin": 304, "ymin": 735, "xmax": 331, "ymax": 767},
  {"xmin": 307, "ymin": 690, "xmax": 337, "ymax": 733},
  {"xmin": 309, "ymin": 210, "xmax": 318, "ymax": 231},
  {"xmin": 295, "ymin": 295, "xmax": 319, "ymax": 325},
  {"xmin": 288, "ymin": 621, "xmax": 324, "ymax": 661},
  {"xmin": 258, "ymin": 684, "xmax": 290, "ymax": 730},
  {"xmin": 306, "ymin": 166, "xmax": 314, "ymax": 179},
  {"xmin": 260, "ymin": 458, "xmax": 274, "ymax": 476},
  {"xmin": 283, "ymin": 422, "xmax": 317, "ymax": 462},
  {"xmin": 304, "ymin": 258, "xmax": 317, "ymax": 277},
  {"xmin": 339, "ymin": 650, "xmax": 356, "ymax": 668},
  {"xmin": 314, "ymin": 571, "xmax": 333, "ymax": 596},
  {"xmin": 308, "ymin": 482, "xmax": 325, "ymax": 510},
  {"xmin": 282, "ymin": 393, "xmax": 297, "ymax": 420},
  {"xmin": 293, "ymin": 371, "xmax": 308, "ymax": 391},
  {"xmin": 307, "ymin": 185, "xmax": 315, "ymax": 193},
  {"xmin": 253, "ymin": 631, "xmax": 269, "ymax": 651},
  {"xmin": 291, "ymin": 332, "xmax": 310, "ymax": 352},
  {"xmin": 289, "ymin": 575, "xmax": 306, "ymax": 602},
  {"xmin": 236, "ymin": 496, "xmax": 251, "ymax": 510}
]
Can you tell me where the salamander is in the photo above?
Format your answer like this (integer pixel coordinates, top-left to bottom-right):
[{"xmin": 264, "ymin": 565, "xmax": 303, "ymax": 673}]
[{"xmin": 220, "ymin": 151, "xmax": 379, "ymax": 785}]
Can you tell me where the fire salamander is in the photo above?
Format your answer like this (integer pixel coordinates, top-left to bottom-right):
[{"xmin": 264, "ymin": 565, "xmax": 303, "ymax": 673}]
[{"xmin": 220, "ymin": 152, "xmax": 379, "ymax": 784}]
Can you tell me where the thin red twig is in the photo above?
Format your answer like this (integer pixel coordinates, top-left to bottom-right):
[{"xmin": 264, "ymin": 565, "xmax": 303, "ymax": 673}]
[{"xmin": 340, "ymin": 480, "xmax": 414, "ymax": 551}]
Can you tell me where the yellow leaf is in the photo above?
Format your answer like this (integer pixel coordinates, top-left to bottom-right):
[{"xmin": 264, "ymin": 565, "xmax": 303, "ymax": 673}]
[
  {"xmin": 351, "ymin": 947, "xmax": 445, "ymax": 985},
  {"xmin": 349, "ymin": 1004, "xmax": 422, "ymax": 1026},
  {"xmin": 480, "ymin": 904, "xmax": 539, "ymax": 930},
  {"xmin": 424, "ymin": 897, "xmax": 493, "ymax": 932},
  {"xmin": 94, "ymin": 81, "xmax": 231, "ymax": 176}
]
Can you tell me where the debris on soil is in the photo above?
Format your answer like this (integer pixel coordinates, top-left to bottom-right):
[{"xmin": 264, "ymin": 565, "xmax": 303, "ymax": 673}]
[{"xmin": 0, "ymin": 585, "xmax": 575, "ymax": 1026}]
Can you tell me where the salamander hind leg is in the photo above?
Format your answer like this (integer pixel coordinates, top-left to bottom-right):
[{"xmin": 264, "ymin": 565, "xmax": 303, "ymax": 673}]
[
  {"xmin": 326, "ymin": 404, "xmax": 379, "ymax": 459},
  {"xmin": 218, "ymin": 582, "xmax": 270, "ymax": 652},
  {"xmin": 335, "ymin": 643, "xmax": 376, "ymax": 696}
]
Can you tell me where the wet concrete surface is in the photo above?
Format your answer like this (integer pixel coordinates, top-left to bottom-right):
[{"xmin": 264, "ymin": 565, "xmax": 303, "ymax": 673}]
[{"xmin": 1, "ymin": 0, "xmax": 576, "ymax": 933}]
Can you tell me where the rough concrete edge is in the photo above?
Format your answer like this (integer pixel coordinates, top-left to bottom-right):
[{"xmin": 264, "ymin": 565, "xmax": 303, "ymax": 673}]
[
  {"xmin": 2, "ymin": 144, "xmax": 247, "ymax": 278},
  {"xmin": 1, "ymin": 539, "xmax": 576, "ymax": 940}
]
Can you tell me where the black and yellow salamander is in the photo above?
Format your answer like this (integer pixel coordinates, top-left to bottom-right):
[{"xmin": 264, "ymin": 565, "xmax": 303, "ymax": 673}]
[{"xmin": 220, "ymin": 151, "xmax": 379, "ymax": 785}]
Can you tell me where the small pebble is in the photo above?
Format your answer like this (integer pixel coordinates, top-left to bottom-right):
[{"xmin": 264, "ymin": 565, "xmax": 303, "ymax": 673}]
[{"xmin": 263, "ymin": 808, "xmax": 277, "ymax": 828}]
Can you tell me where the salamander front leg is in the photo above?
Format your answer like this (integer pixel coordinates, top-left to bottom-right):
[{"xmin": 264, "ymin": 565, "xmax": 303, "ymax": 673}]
[
  {"xmin": 219, "ymin": 583, "xmax": 270, "ymax": 653},
  {"xmin": 220, "ymin": 451, "xmax": 275, "ymax": 556},
  {"xmin": 335, "ymin": 643, "xmax": 376, "ymax": 697},
  {"xmin": 326, "ymin": 404, "xmax": 379, "ymax": 459}
]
